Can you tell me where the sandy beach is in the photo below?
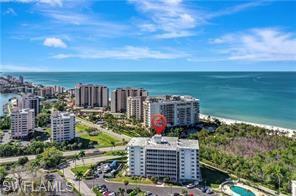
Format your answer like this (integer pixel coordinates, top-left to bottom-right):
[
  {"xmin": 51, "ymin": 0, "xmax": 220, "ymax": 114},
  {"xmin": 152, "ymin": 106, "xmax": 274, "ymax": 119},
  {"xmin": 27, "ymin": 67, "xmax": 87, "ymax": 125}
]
[{"xmin": 200, "ymin": 114, "xmax": 296, "ymax": 137}]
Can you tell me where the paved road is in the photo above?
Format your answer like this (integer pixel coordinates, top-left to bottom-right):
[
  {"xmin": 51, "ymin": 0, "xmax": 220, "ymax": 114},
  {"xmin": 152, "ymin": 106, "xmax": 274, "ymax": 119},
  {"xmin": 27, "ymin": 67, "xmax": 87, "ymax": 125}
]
[
  {"xmin": 77, "ymin": 117, "xmax": 131, "ymax": 141},
  {"xmin": 64, "ymin": 155, "xmax": 122, "ymax": 196},
  {"xmin": 85, "ymin": 177, "xmax": 216, "ymax": 196},
  {"xmin": 0, "ymin": 146, "xmax": 126, "ymax": 164}
]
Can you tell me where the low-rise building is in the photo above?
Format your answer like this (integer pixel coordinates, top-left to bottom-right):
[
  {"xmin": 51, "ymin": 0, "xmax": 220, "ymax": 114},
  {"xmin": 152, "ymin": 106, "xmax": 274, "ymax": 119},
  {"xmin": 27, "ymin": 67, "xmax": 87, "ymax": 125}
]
[
  {"xmin": 11, "ymin": 108, "xmax": 35, "ymax": 139},
  {"xmin": 51, "ymin": 112, "xmax": 75, "ymax": 142},
  {"xmin": 127, "ymin": 135, "xmax": 201, "ymax": 183}
]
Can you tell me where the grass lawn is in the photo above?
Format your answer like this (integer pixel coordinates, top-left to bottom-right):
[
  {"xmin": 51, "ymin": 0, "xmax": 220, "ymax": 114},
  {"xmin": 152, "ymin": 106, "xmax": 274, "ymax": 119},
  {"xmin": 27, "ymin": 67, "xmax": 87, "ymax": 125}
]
[
  {"xmin": 79, "ymin": 132, "xmax": 121, "ymax": 147},
  {"xmin": 76, "ymin": 123, "xmax": 92, "ymax": 132},
  {"xmin": 71, "ymin": 164, "xmax": 91, "ymax": 176},
  {"xmin": 76, "ymin": 123, "xmax": 122, "ymax": 147}
]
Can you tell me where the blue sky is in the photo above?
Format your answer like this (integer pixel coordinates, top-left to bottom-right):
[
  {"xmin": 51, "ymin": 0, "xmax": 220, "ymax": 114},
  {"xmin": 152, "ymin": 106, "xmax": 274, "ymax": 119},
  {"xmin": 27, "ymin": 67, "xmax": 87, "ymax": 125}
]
[{"xmin": 1, "ymin": 0, "xmax": 296, "ymax": 72}]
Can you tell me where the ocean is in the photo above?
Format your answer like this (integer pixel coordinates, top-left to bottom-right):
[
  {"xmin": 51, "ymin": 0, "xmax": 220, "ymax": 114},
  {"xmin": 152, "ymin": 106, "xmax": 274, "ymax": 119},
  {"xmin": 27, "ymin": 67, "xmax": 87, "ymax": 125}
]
[{"xmin": 1, "ymin": 72, "xmax": 296, "ymax": 129}]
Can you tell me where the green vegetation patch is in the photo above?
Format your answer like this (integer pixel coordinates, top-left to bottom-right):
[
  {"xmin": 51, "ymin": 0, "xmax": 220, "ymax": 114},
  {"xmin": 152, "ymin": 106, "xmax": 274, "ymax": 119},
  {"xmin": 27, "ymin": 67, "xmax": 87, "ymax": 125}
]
[
  {"xmin": 190, "ymin": 123, "xmax": 296, "ymax": 194},
  {"xmin": 79, "ymin": 132, "xmax": 121, "ymax": 147},
  {"xmin": 71, "ymin": 165, "xmax": 91, "ymax": 176}
]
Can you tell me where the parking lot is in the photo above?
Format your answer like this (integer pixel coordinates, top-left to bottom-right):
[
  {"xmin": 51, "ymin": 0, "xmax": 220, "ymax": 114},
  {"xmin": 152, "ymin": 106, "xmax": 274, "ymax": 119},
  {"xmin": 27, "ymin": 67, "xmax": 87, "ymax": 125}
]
[{"xmin": 84, "ymin": 177, "xmax": 217, "ymax": 196}]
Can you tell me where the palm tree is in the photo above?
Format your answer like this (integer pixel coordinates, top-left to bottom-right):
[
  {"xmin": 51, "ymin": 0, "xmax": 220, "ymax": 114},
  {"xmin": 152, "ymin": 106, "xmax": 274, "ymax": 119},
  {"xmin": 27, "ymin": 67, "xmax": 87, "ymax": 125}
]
[
  {"xmin": 123, "ymin": 179, "xmax": 129, "ymax": 193},
  {"xmin": 89, "ymin": 164, "xmax": 97, "ymax": 188},
  {"xmin": 118, "ymin": 187, "xmax": 125, "ymax": 196},
  {"xmin": 78, "ymin": 150, "xmax": 86, "ymax": 165},
  {"xmin": 29, "ymin": 159, "xmax": 40, "ymax": 177},
  {"xmin": 110, "ymin": 141, "xmax": 116, "ymax": 149},
  {"xmin": 75, "ymin": 171, "xmax": 84, "ymax": 193},
  {"xmin": 73, "ymin": 154, "xmax": 80, "ymax": 167}
]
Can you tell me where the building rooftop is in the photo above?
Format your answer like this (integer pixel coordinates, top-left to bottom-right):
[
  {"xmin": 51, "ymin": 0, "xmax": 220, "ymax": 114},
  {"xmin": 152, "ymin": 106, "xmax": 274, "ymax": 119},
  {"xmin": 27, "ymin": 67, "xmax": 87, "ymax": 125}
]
[
  {"xmin": 145, "ymin": 95, "xmax": 199, "ymax": 103},
  {"xmin": 52, "ymin": 111, "xmax": 75, "ymax": 119},
  {"xmin": 128, "ymin": 135, "xmax": 199, "ymax": 150}
]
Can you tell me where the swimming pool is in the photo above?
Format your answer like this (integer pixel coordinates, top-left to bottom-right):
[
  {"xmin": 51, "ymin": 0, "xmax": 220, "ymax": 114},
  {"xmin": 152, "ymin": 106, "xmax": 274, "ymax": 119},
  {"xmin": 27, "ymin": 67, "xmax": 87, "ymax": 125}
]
[{"xmin": 230, "ymin": 185, "xmax": 256, "ymax": 196}]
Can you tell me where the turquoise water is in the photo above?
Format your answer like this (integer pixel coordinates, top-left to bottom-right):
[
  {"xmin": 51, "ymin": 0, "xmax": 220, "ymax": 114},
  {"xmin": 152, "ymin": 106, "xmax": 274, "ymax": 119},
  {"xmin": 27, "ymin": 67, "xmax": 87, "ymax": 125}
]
[
  {"xmin": 230, "ymin": 185, "xmax": 255, "ymax": 196},
  {"xmin": 0, "ymin": 93, "xmax": 17, "ymax": 116},
  {"xmin": 1, "ymin": 72, "xmax": 296, "ymax": 129}
]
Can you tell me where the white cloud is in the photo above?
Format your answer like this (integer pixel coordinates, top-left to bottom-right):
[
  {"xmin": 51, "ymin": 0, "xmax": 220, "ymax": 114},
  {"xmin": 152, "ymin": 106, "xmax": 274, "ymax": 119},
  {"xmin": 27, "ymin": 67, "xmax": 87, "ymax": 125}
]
[
  {"xmin": 130, "ymin": 0, "xmax": 199, "ymax": 39},
  {"xmin": 43, "ymin": 37, "xmax": 67, "ymax": 48},
  {"xmin": 52, "ymin": 46, "xmax": 188, "ymax": 60},
  {"xmin": 211, "ymin": 28, "xmax": 296, "ymax": 61},
  {"xmin": 39, "ymin": 0, "xmax": 62, "ymax": 7},
  {"xmin": 130, "ymin": 0, "xmax": 266, "ymax": 39},
  {"xmin": 206, "ymin": 1, "xmax": 266, "ymax": 19},
  {"xmin": 0, "ymin": 0, "xmax": 63, "ymax": 7},
  {"xmin": 1, "ymin": 64, "xmax": 48, "ymax": 72},
  {"xmin": 3, "ymin": 8, "xmax": 17, "ymax": 15}
]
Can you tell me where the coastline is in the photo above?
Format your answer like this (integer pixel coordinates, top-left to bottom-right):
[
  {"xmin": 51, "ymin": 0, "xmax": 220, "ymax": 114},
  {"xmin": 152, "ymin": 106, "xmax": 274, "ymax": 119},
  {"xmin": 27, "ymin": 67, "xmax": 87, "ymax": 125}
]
[{"xmin": 200, "ymin": 114, "xmax": 296, "ymax": 137}]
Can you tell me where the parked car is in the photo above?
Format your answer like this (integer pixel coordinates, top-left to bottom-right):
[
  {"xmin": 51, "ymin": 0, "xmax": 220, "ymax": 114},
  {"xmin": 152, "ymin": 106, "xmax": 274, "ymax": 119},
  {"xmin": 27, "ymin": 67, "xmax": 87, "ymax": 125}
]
[
  {"xmin": 186, "ymin": 184, "xmax": 195, "ymax": 189},
  {"xmin": 206, "ymin": 188, "xmax": 213, "ymax": 194},
  {"xmin": 146, "ymin": 191, "xmax": 153, "ymax": 196}
]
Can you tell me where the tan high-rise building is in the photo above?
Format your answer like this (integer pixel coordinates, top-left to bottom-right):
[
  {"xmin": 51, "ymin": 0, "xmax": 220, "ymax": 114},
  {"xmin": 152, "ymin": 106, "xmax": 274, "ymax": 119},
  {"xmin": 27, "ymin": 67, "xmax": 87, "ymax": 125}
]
[
  {"xmin": 75, "ymin": 83, "xmax": 109, "ymax": 108},
  {"xmin": 127, "ymin": 96, "xmax": 147, "ymax": 121},
  {"xmin": 111, "ymin": 88, "xmax": 148, "ymax": 113},
  {"xmin": 11, "ymin": 108, "xmax": 35, "ymax": 139},
  {"xmin": 143, "ymin": 95, "xmax": 199, "ymax": 128}
]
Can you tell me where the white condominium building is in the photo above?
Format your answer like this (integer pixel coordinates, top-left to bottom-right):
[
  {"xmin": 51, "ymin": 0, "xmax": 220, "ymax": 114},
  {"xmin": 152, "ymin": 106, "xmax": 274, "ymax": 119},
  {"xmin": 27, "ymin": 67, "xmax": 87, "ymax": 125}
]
[
  {"xmin": 11, "ymin": 108, "xmax": 35, "ymax": 138},
  {"xmin": 127, "ymin": 135, "xmax": 201, "ymax": 182},
  {"xmin": 127, "ymin": 96, "xmax": 147, "ymax": 121},
  {"xmin": 75, "ymin": 83, "xmax": 109, "ymax": 108},
  {"xmin": 111, "ymin": 87, "xmax": 148, "ymax": 113},
  {"xmin": 18, "ymin": 94, "xmax": 40, "ymax": 116},
  {"xmin": 143, "ymin": 95, "xmax": 199, "ymax": 128},
  {"xmin": 51, "ymin": 112, "xmax": 75, "ymax": 142}
]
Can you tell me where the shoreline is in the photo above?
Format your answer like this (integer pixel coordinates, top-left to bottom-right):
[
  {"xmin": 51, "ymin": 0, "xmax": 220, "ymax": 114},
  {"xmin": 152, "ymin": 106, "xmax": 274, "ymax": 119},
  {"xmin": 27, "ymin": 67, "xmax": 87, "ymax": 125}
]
[{"xmin": 200, "ymin": 114, "xmax": 296, "ymax": 137}]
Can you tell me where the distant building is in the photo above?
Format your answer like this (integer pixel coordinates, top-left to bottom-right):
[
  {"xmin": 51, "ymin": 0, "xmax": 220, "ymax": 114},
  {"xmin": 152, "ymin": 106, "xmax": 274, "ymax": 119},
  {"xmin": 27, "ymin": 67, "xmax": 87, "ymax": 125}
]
[
  {"xmin": 111, "ymin": 88, "xmax": 148, "ymax": 113},
  {"xmin": 19, "ymin": 94, "xmax": 40, "ymax": 116},
  {"xmin": 38, "ymin": 86, "xmax": 55, "ymax": 98},
  {"xmin": 143, "ymin": 95, "xmax": 199, "ymax": 128},
  {"xmin": 19, "ymin": 75, "xmax": 24, "ymax": 84},
  {"xmin": 127, "ymin": 135, "xmax": 201, "ymax": 182},
  {"xmin": 127, "ymin": 96, "xmax": 147, "ymax": 121},
  {"xmin": 51, "ymin": 112, "xmax": 75, "ymax": 142},
  {"xmin": 11, "ymin": 108, "xmax": 35, "ymax": 139},
  {"xmin": 54, "ymin": 85, "xmax": 65, "ymax": 94},
  {"xmin": 75, "ymin": 83, "xmax": 109, "ymax": 108}
]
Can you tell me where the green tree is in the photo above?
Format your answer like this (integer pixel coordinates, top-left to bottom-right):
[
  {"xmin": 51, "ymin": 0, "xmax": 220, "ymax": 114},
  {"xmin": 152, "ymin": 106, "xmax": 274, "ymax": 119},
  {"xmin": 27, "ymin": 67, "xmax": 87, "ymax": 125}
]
[
  {"xmin": 0, "ymin": 166, "xmax": 7, "ymax": 184},
  {"xmin": 17, "ymin": 156, "xmax": 29, "ymax": 166},
  {"xmin": 123, "ymin": 179, "xmax": 129, "ymax": 193},
  {"xmin": 75, "ymin": 170, "xmax": 84, "ymax": 193},
  {"xmin": 118, "ymin": 187, "xmax": 125, "ymax": 196},
  {"xmin": 0, "ymin": 116, "xmax": 10, "ymax": 130},
  {"xmin": 38, "ymin": 147, "xmax": 63, "ymax": 169},
  {"xmin": 36, "ymin": 112, "xmax": 50, "ymax": 127},
  {"xmin": 73, "ymin": 153, "xmax": 80, "ymax": 167},
  {"xmin": 78, "ymin": 150, "xmax": 86, "ymax": 165}
]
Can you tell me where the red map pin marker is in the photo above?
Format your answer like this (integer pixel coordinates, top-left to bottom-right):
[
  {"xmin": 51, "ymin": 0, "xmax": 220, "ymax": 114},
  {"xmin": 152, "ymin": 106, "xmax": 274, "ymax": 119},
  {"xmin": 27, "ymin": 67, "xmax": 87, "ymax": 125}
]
[{"xmin": 151, "ymin": 114, "xmax": 167, "ymax": 135}]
